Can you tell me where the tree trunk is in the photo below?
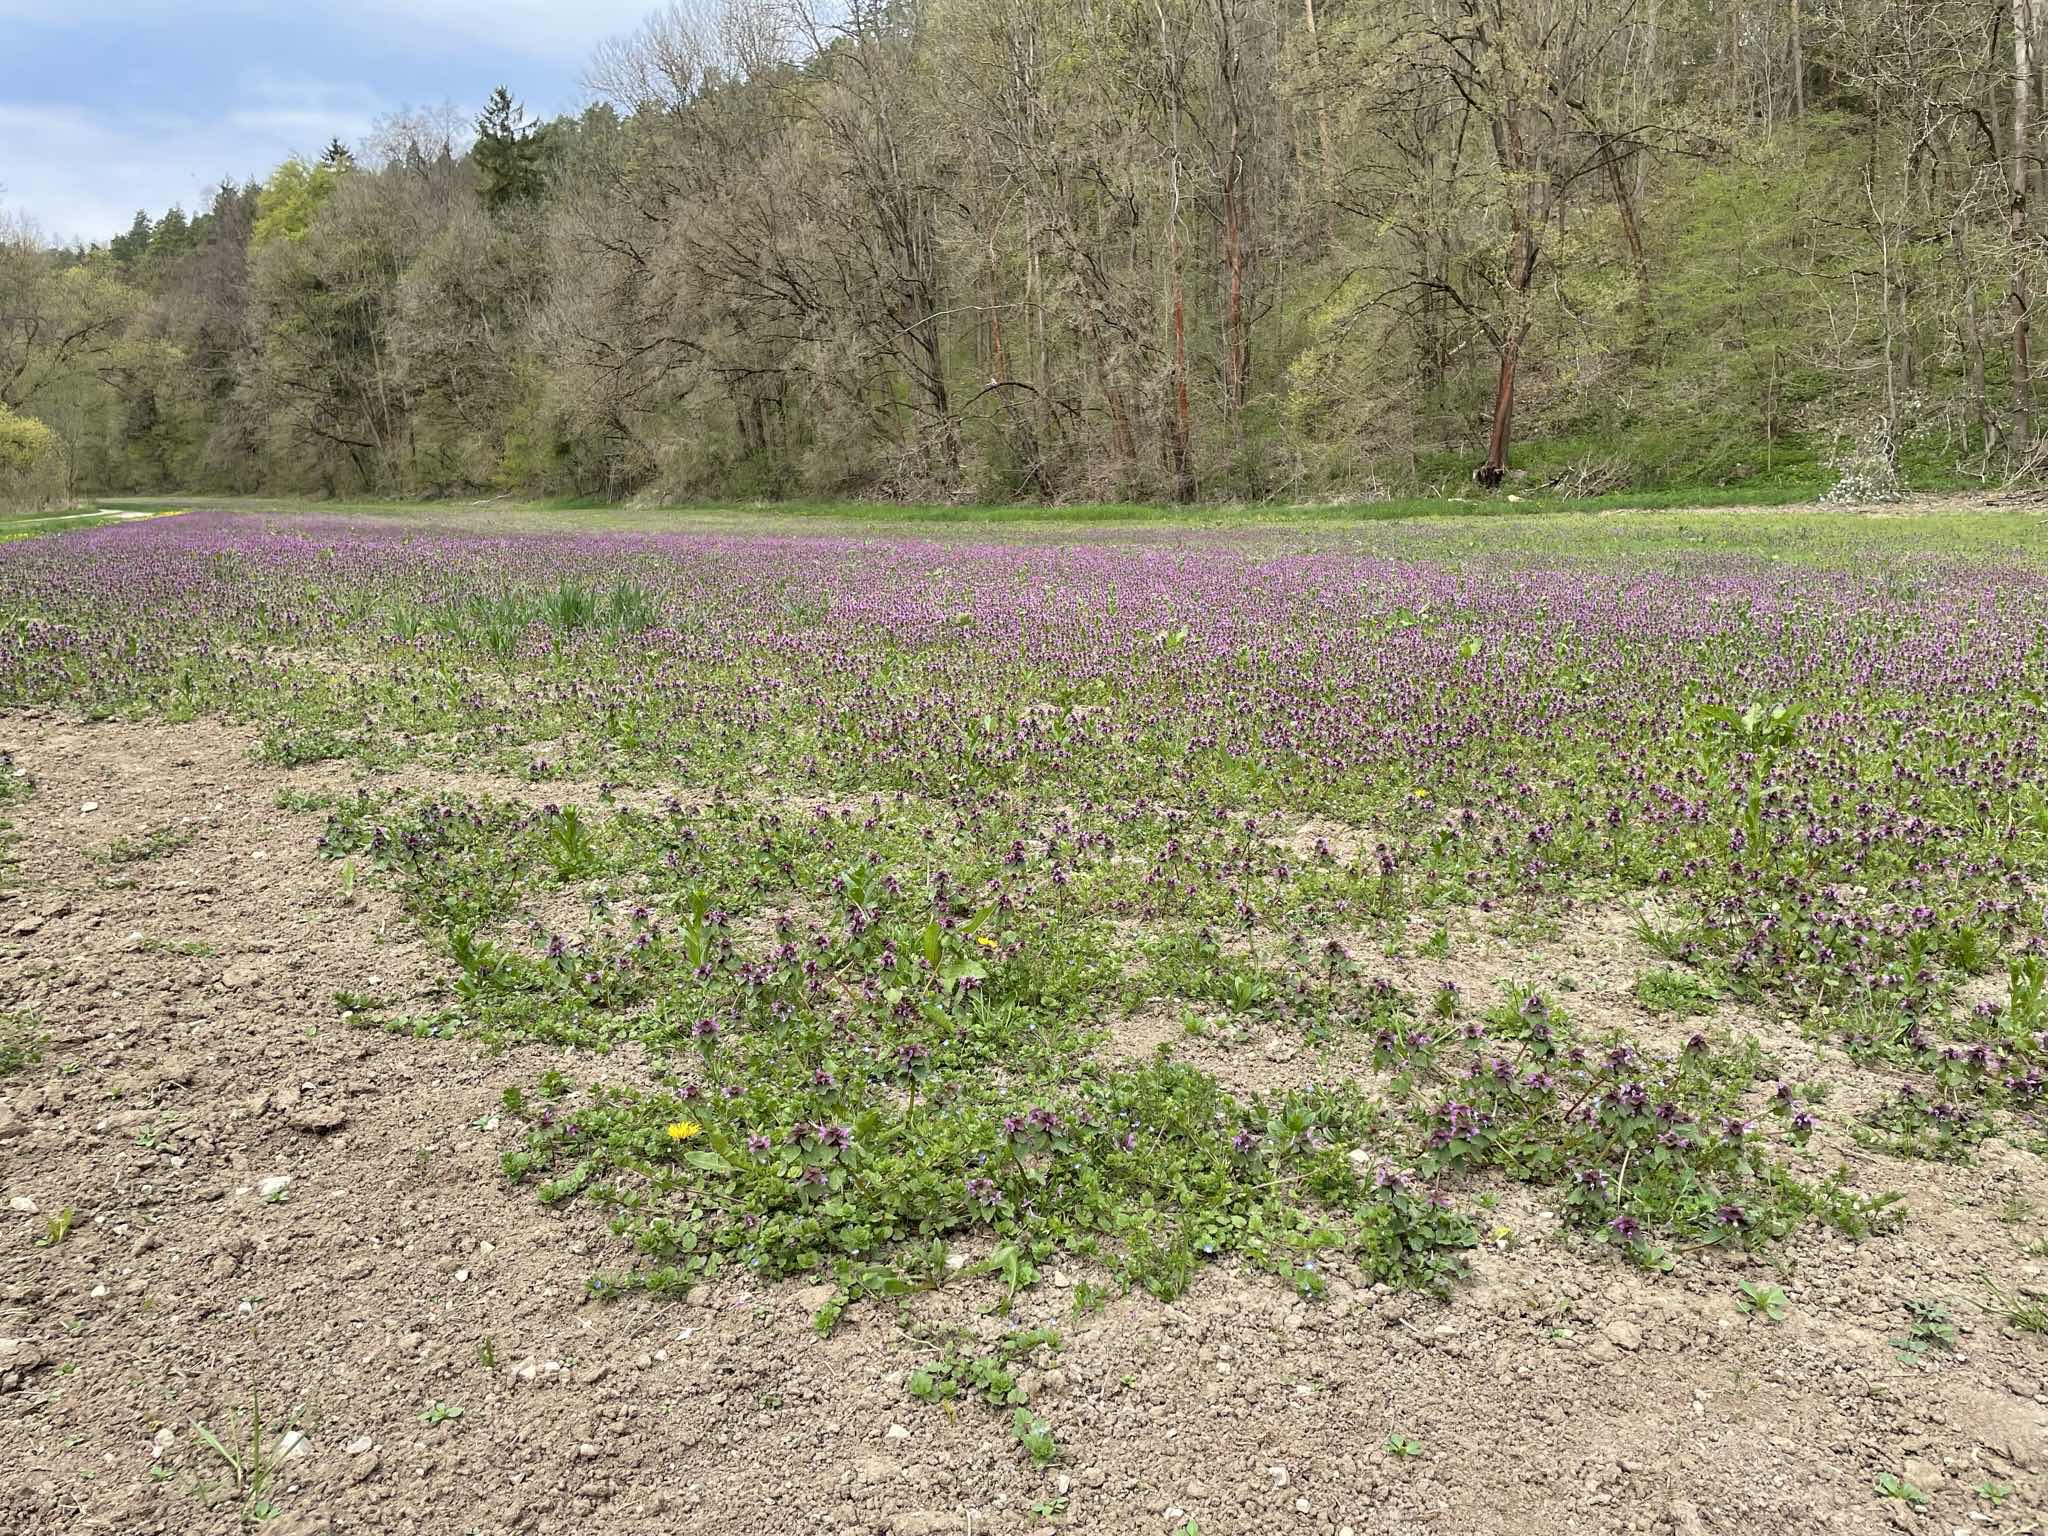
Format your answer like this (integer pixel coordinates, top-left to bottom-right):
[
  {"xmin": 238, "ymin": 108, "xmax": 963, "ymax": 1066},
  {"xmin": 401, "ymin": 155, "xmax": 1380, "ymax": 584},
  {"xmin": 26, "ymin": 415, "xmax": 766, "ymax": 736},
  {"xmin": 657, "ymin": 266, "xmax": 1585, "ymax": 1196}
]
[
  {"xmin": 1210, "ymin": 0, "xmax": 1250, "ymax": 433},
  {"xmin": 2014, "ymin": 0, "xmax": 2035, "ymax": 452},
  {"xmin": 1477, "ymin": 230, "xmax": 1538, "ymax": 489},
  {"xmin": 1303, "ymin": 0, "xmax": 1337, "ymax": 249},
  {"xmin": 986, "ymin": 229, "xmax": 1007, "ymax": 384},
  {"xmin": 1161, "ymin": 1, "xmax": 1196, "ymax": 502},
  {"xmin": 1476, "ymin": 325, "xmax": 1525, "ymax": 489},
  {"xmin": 1091, "ymin": 318, "xmax": 1137, "ymax": 462},
  {"xmin": 1602, "ymin": 140, "xmax": 1649, "ymax": 310},
  {"xmin": 1221, "ymin": 123, "xmax": 1249, "ymax": 426},
  {"xmin": 1790, "ymin": 0, "xmax": 1805, "ymax": 117},
  {"xmin": 1949, "ymin": 170, "xmax": 1990, "ymax": 452},
  {"xmin": 1167, "ymin": 177, "xmax": 1196, "ymax": 501}
]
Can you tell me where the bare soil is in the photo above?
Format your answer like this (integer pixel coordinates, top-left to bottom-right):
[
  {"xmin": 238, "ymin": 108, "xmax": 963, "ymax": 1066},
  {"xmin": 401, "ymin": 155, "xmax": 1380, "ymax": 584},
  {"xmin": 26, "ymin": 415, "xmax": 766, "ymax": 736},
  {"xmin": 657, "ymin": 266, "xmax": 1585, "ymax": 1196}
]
[{"xmin": 0, "ymin": 717, "xmax": 2043, "ymax": 1536}]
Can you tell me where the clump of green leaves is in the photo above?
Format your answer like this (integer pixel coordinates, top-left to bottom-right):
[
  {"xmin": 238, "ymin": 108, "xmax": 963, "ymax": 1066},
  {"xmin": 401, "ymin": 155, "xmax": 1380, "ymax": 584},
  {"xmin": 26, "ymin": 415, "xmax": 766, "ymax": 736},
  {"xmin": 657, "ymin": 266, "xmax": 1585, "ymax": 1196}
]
[
  {"xmin": 187, "ymin": 1391, "xmax": 290, "ymax": 1524},
  {"xmin": 1874, "ymin": 1472, "xmax": 1928, "ymax": 1509},
  {"xmin": 906, "ymin": 1326, "xmax": 1059, "ymax": 1410},
  {"xmin": 34, "ymin": 1207, "xmax": 75, "ymax": 1247},
  {"xmin": 1736, "ymin": 1280, "xmax": 1788, "ymax": 1322},
  {"xmin": 904, "ymin": 1325, "xmax": 1063, "ymax": 1464},
  {"xmin": 1982, "ymin": 1279, "xmax": 2048, "ymax": 1335},
  {"xmin": 1354, "ymin": 1177, "xmax": 1478, "ymax": 1293},
  {"xmin": 1011, "ymin": 1410, "xmax": 1058, "ymax": 1466},
  {"xmin": 1633, "ymin": 968, "xmax": 1716, "ymax": 1018},
  {"xmin": 104, "ymin": 823, "xmax": 192, "ymax": 864},
  {"xmin": 0, "ymin": 1011, "xmax": 41, "ymax": 1077},
  {"xmin": 259, "ymin": 721, "xmax": 353, "ymax": 766},
  {"xmin": 1891, "ymin": 1298, "xmax": 1958, "ymax": 1363},
  {"xmin": 1393, "ymin": 985, "xmax": 1860, "ymax": 1265},
  {"xmin": 1854, "ymin": 1087, "xmax": 1992, "ymax": 1163}
]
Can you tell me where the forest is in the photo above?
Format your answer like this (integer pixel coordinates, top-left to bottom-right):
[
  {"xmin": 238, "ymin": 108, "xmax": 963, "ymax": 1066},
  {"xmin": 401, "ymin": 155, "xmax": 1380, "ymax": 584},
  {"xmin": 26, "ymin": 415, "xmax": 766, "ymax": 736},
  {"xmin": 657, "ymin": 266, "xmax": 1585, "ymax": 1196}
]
[{"xmin": 0, "ymin": 0, "xmax": 2039, "ymax": 506}]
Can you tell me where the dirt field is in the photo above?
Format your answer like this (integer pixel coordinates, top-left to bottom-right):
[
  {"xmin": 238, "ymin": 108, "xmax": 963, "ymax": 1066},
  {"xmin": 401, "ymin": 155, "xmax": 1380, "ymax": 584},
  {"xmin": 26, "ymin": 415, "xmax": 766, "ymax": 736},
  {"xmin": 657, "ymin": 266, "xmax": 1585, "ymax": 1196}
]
[{"xmin": 0, "ymin": 713, "xmax": 2042, "ymax": 1536}]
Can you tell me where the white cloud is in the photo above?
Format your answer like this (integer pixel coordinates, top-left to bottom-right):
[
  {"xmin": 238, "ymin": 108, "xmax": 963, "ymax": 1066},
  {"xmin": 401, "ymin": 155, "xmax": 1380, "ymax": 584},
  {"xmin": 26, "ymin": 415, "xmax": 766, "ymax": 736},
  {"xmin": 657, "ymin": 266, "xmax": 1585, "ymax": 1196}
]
[
  {"xmin": 0, "ymin": 91, "xmax": 380, "ymax": 242},
  {"xmin": 224, "ymin": 68, "xmax": 388, "ymax": 142},
  {"xmin": 350, "ymin": 0, "xmax": 660, "ymax": 57},
  {"xmin": 0, "ymin": 0, "xmax": 658, "ymax": 57},
  {"xmin": 0, "ymin": 0, "xmax": 202, "ymax": 15},
  {"xmin": 0, "ymin": 2, "xmax": 655, "ymax": 239},
  {"xmin": 237, "ymin": 67, "xmax": 388, "ymax": 116}
]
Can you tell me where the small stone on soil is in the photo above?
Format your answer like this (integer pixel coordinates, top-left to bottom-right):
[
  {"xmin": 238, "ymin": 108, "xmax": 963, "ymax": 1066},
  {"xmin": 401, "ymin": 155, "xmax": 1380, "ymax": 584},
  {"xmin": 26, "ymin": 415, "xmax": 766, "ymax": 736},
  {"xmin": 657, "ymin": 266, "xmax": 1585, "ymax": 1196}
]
[
  {"xmin": 288, "ymin": 1104, "xmax": 348, "ymax": 1133},
  {"xmin": 1601, "ymin": 1319, "xmax": 1644, "ymax": 1352}
]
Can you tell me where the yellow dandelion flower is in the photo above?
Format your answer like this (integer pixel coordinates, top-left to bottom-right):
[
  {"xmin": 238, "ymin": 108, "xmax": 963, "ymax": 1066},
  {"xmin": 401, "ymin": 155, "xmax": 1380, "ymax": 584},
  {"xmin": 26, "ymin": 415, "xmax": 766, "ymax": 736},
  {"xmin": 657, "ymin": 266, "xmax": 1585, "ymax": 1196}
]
[
  {"xmin": 666, "ymin": 1120, "xmax": 702, "ymax": 1142},
  {"xmin": 976, "ymin": 935, "xmax": 999, "ymax": 949}
]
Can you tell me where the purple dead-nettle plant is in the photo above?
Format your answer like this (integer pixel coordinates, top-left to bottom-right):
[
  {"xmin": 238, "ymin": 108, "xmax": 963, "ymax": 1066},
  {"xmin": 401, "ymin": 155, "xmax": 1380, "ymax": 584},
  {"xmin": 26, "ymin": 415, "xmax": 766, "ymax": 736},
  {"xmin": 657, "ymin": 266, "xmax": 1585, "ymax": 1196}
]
[{"xmin": 12, "ymin": 507, "xmax": 2047, "ymax": 1295}]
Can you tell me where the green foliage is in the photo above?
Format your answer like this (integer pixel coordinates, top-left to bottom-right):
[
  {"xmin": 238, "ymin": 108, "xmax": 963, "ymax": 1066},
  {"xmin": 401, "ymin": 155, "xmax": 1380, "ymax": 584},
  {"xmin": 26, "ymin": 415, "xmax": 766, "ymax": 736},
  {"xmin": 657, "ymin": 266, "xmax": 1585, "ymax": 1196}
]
[
  {"xmin": 1875, "ymin": 1472, "xmax": 1928, "ymax": 1509},
  {"xmin": 1634, "ymin": 968, "xmax": 1717, "ymax": 1017},
  {"xmin": 1735, "ymin": 1280, "xmax": 1789, "ymax": 1322},
  {"xmin": 1982, "ymin": 1278, "xmax": 2048, "ymax": 1334},
  {"xmin": 1853, "ymin": 1084, "xmax": 1995, "ymax": 1163},
  {"xmin": 35, "ymin": 1207, "xmax": 75, "ymax": 1246},
  {"xmin": 14, "ymin": 8, "xmax": 2039, "ymax": 502},
  {"xmin": 474, "ymin": 86, "xmax": 552, "ymax": 211},
  {"xmin": 107, "ymin": 209, "xmax": 155, "ymax": 272},
  {"xmin": 906, "ymin": 1326, "xmax": 1059, "ymax": 1411},
  {"xmin": 187, "ymin": 1392, "xmax": 291, "ymax": 1524},
  {"xmin": 0, "ymin": 403, "xmax": 58, "ymax": 475},
  {"xmin": 296, "ymin": 743, "xmax": 1904, "ymax": 1321},
  {"xmin": 0, "ymin": 1012, "xmax": 40, "ymax": 1078},
  {"xmin": 27, "ymin": 504, "xmax": 2048, "ymax": 1374},
  {"xmin": 1011, "ymin": 1410, "xmax": 1059, "ymax": 1466},
  {"xmin": 251, "ymin": 157, "xmax": 340, "ymax": 246},
  {"xmin": 1386, "ymin": 987, "xmax": 1852, "ymax": 1264},
  {"xmin": 0, "ymin": 403, "xmax": 65, "ymax": 510},
  {"xmin": 1890, "ymin": 1298, "xmax": 1958, "ymax": 1363},
  {"xmin": 104, "ymin": 823, "xmax": 192, "ymax": 863}
]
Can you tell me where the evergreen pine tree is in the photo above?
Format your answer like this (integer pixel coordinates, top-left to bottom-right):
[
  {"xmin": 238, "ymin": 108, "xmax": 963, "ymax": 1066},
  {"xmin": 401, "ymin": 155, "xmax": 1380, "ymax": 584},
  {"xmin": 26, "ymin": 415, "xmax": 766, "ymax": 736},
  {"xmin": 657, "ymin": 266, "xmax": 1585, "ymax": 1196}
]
[
  {"xmin": 473, "ymin": 86, "xmax": 549, "ymax": 211},
  {"xmin": 107, "ymin": 210, "xmax": 153, "ymax": 271}
]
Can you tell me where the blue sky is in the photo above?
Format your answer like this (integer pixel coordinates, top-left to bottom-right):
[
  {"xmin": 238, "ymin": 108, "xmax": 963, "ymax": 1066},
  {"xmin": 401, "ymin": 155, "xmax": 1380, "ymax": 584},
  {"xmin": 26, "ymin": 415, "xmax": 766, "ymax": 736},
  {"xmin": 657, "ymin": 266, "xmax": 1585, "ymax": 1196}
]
[{"xmin": 0, "ymin": 1, "xmax": 657, "ymax": 242}]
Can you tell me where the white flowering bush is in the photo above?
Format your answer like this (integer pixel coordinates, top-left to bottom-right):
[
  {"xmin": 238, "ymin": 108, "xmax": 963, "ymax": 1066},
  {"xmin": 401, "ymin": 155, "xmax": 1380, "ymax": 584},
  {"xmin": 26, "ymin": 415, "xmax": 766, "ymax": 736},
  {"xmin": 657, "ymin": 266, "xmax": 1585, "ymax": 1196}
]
[{"xmin": 1821, "ymin": 416, "xmax": 1905, "ymax": 506}]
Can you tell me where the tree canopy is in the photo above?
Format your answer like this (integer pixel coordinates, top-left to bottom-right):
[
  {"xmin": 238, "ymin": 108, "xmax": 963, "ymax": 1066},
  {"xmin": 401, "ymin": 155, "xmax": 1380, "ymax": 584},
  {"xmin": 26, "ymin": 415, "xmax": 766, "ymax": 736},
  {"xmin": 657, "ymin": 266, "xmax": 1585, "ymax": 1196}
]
[{"xmin": 1, "ymin": 0, "xmax": 2039, "ymax": 503}]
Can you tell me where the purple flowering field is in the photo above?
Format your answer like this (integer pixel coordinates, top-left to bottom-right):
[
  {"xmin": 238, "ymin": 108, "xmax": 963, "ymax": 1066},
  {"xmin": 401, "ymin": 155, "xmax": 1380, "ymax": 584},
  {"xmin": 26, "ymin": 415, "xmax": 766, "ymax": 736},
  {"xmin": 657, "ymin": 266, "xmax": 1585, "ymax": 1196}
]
[{"xmin": 0, "ymin": 506, "xmax": 2044, "ymax": 1529}]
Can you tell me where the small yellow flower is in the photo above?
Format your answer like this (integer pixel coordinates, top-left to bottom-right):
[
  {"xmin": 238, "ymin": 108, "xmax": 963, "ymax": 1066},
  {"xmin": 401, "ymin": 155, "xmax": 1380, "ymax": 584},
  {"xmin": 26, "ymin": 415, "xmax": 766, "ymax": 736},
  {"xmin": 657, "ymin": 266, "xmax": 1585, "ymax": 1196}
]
[
  {"xmin": 1412, "ymin": 788, "xmax": 1430, "ymax": 798},
  {"xmin": 976, "ymin": 935, "xmax": 999, "ymax": 949},
  {"xmin": 666, "ymin": 1120, "xmax": 702, "ymax": 1142}
]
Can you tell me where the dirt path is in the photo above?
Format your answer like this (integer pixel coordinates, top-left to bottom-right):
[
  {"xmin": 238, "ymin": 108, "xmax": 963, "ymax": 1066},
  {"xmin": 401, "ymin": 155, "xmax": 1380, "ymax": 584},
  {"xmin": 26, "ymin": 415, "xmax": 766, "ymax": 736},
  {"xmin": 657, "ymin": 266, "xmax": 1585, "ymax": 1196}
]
[{"xmin": 0, "ymin": 717, "xmax": 2042, "ymax": 1536}]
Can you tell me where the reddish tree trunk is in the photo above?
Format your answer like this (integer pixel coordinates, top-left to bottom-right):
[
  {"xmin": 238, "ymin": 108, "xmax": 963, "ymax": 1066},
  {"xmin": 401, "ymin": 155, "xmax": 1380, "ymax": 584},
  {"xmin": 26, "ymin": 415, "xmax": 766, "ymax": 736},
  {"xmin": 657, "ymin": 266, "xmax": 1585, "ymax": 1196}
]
[{"xmin": 1477, "ymin": 231, "xmax": 1538, "ymax": 488}]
